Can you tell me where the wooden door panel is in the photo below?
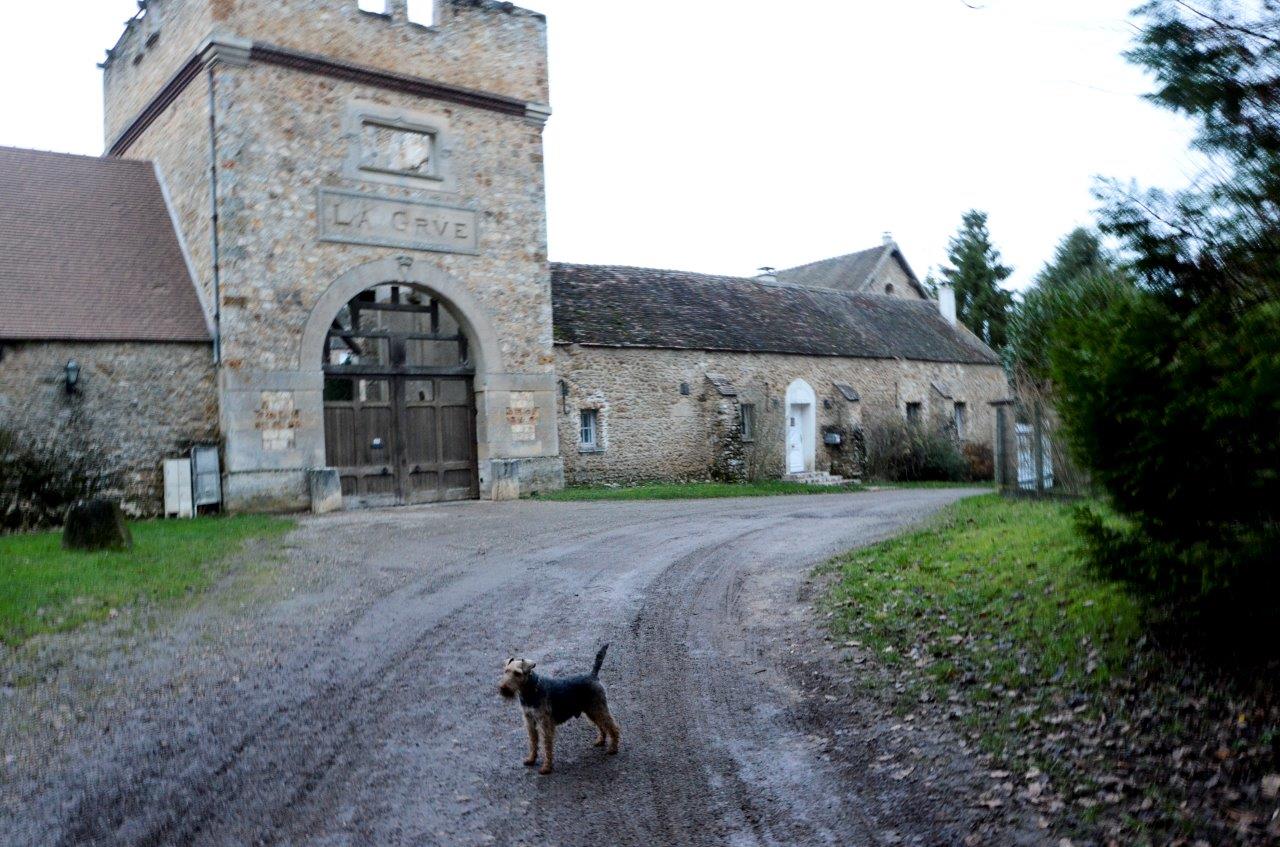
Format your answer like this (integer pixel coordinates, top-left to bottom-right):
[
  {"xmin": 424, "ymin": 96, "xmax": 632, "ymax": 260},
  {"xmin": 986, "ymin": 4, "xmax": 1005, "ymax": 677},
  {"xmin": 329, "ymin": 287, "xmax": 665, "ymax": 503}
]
[
  {"xmin": 440, "ymin": 406, "xmax": 472, "ymax": 464},
  {"xmin": 404, "ymin": 406, "xmax": 439, "ymax": 465},
  {"xmin": 325, "ymin": 374, "xmax": 476, "ymax": 507},
  {"xmin": 324, "ymin": 406, "xmax": 358, "ymax": 467}
]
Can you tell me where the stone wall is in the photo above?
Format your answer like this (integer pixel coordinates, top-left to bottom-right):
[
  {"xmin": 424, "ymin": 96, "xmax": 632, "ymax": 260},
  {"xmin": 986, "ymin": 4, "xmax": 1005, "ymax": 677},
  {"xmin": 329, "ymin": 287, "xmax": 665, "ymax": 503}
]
[
  {"xmin": 0, "ymin": 342, "xmax": 219, "ymax": 515},
  {"xmin": 103, "ymin": 0, "xmax": 549, "ymax": 149},
  {"xmin": 103, "ymin": 0, "xmax": 213, "ymax": 146},
  {"xmin": 104, "ymin": 0, "xmax": 562, "ymax": 510},
  {"xmin": 554, "ymin": 344, "xmax": 1008, "ymax": 486},
  {"xmin": 873, "ymin": 259, "xmax": 924, "ymax": 300},
  {"xmin": 124, "ymin": 80, "xmax": 217, "ymax": 316}
]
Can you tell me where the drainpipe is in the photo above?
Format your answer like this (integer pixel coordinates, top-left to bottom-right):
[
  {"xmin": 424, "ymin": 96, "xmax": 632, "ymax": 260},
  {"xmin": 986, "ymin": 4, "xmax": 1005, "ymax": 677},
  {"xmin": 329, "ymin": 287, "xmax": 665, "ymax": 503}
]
[{"xmin": 206, "ymin": 63, "xmax": 223, "ymax": 364}]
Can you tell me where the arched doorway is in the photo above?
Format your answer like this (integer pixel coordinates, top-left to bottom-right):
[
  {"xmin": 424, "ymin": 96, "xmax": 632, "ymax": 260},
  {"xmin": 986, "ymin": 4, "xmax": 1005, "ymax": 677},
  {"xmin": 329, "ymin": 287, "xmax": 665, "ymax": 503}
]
[
  {"xmin": 322, "ymin": 282, "xmax": 479, "ymax": 507},
  {"xmin": 784, "ymin": 379, "xmax": 817, "ymax": 475}
]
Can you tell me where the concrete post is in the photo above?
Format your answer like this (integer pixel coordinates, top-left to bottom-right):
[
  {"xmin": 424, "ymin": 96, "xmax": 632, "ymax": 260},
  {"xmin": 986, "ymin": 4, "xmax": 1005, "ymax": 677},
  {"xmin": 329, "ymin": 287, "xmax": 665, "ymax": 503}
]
[
  {"xmin": 1033, "ymin": 402, "xmax": 1045, "ymax": 496},
  {"xmin": 990, "ymin": 399, "xmax": 1016, "ymax": 494}
]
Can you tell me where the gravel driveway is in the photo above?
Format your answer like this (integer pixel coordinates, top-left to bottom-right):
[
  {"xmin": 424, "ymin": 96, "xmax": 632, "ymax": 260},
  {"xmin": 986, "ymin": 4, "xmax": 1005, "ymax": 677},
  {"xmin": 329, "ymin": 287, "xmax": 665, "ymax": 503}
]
[{"xmin": 2, "ymin": 488, "xmax": 1032, "ymax": 846}]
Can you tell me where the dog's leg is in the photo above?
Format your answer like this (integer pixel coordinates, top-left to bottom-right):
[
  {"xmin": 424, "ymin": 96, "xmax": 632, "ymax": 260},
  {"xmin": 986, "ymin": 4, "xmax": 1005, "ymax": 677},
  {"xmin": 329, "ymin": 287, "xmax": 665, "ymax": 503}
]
[
  {"xmin": 604, "ymin": 711, "xmax": 621, "ymax": 754},
  {"xmin": 589, "ymin": 713, "xmax": 607, "ymax": 747},
  {"xmin": 523, "ymin": 713, "xmax": 539, "ymax": 767},
  {"xmin": 539, "ymin": 718, "xmax": 556, "ymax": 775}
]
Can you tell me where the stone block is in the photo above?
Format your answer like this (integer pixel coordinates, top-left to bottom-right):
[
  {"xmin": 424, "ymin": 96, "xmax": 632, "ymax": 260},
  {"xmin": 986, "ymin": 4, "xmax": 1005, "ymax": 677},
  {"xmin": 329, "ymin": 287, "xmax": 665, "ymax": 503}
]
[
  {"xmin": 63, "ymin": 500, "xmax": 133, "ymax": 552},
  {"xmin": 308, "ymin": 468, "xmax": 343, "ymax": 514}
]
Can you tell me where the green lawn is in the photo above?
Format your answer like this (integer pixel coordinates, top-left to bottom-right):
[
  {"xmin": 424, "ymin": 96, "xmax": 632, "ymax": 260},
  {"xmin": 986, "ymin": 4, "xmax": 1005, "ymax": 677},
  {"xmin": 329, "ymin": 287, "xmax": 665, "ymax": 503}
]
[
  {"xmin": 823, "ymin": 493, "xmax": 1140, "ymax": 718},
  {"xmin": 536, "ymin": 480, "xmax": 864, "ymax": 501},
  {"xmin": 0, "ymin": 515, "xmax": 294, "ymax": 647}
]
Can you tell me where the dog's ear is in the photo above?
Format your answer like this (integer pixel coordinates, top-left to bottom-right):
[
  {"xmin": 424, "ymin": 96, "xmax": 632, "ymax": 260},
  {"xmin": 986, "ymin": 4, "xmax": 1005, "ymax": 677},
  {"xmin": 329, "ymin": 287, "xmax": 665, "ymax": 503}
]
[{"xmin": 507, "ymin": 657, "xmax": 514, "ymax": 665}]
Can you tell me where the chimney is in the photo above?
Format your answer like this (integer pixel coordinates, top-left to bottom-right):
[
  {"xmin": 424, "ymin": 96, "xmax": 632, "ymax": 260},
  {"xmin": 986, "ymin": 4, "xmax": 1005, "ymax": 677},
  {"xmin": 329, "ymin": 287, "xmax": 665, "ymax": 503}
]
[
  {"xmin": 756, "ymin": 266, "xmax": 778, "ymax": 284},
  {"xmin": 882, "ymin": 231, "xmax": 894, "ymax": 246},
  {"xmin": 938, "ymin": 281, "xmax": 957, "ymax": 326}
]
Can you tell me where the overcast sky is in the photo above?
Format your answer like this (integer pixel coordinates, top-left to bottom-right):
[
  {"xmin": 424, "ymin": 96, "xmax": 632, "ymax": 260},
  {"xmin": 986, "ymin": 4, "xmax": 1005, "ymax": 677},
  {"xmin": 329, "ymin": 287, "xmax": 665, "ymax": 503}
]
[{"xmin": 0, "ymin": 0, "xmax": 1196, "ymax": 290}]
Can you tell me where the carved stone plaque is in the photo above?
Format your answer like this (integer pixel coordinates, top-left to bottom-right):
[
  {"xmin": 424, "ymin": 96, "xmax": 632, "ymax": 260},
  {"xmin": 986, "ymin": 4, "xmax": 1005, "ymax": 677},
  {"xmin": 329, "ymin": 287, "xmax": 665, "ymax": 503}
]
[{"xmin": 318, "ymin": 188, "xmax": 478, "ymax": 255}]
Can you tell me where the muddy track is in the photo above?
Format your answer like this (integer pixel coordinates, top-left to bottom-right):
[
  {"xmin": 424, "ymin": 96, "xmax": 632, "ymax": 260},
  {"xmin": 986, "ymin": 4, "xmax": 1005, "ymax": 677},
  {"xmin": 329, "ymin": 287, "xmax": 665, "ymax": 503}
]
[{"xmin": 3, "ymin": 489, "xmax": 1044, "ymax": 846}]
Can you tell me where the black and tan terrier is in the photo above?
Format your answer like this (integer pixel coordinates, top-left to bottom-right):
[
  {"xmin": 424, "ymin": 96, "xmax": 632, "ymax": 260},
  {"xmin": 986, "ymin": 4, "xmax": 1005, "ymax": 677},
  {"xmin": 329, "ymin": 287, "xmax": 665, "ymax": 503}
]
[{"xmin": 498, "ymin": 644, "xmax": 620, "ymax": 775}]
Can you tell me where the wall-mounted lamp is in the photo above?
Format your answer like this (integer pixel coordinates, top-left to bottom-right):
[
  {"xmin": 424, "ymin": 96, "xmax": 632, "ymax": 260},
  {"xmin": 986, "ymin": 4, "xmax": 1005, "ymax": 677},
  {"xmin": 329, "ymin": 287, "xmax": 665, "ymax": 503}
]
[
  {"xmin": 823, "ymin": 398, "xmax": 832, "ymax": 410},
  {"xmin": 64, "ymin": 359, "xmax": 81, "ymax": 395}
]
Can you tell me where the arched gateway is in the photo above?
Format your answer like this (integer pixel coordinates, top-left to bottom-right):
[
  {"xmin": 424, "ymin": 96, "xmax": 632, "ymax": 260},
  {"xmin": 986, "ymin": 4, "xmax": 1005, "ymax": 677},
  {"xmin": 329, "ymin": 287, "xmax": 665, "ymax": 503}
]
[
  {"xmin": 321, "ymin": 282, "xmax": 478, "ymax": 507},
  {"xmin": 299, "ymin": 256, "xmax": 511, "ymax": 508}
]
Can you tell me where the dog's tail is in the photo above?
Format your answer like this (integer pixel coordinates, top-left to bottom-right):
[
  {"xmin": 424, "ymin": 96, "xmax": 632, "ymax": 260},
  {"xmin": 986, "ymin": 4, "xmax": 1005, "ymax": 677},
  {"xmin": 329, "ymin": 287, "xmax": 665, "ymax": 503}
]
[{"xmin": 591, "ymin": 644, "xmax": 610, "ymax": 678}]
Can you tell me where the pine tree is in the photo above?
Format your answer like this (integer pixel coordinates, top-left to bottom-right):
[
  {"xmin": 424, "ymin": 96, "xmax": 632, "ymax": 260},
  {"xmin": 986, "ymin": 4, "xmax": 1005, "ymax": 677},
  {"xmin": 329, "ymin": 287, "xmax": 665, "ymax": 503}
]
[
  {"xmin": 1008, "ymin": 228, "xmax": 1125, "ymax": 386},
  {"xmin": 939, "ymin": 210, "xmax": 1014, "ymax": 349},
  {"xmin": 1061, "ymin": 0, "xmax": 1280, "ymax": 630}
]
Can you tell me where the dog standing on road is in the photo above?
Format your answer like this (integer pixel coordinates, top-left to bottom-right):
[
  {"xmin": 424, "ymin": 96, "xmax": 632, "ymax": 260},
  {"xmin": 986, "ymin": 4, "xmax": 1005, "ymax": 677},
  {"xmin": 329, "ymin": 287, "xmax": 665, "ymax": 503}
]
[{"xmin": 498, "ymin": 645, "xmax": 620, "ymax": 775}]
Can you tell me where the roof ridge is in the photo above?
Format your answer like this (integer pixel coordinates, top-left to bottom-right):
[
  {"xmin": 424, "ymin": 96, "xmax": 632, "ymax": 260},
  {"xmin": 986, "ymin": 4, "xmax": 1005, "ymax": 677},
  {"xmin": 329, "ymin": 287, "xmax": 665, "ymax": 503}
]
[
  {"xmin": 0, "ymin": 145, "xmax": 147, "ymax": 167},
  {"xmin": 550, "ymin": 261, "xmax": 917, "ymax": 299},
  {"xmin": 774, "ymin": 244, "xmax": 887, "ymax": 276}
]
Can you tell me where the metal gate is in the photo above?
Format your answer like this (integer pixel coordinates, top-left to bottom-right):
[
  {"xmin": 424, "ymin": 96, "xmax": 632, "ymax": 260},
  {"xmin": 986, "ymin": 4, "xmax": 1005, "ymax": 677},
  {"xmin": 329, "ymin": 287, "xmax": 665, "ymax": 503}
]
[
  {"xmin": 322, "ymin": 284, "xmax": 478, "ymax": 507},
  {"xmin": 1016, "ymin": 422, "xmax": 1054, "ymax": 492}
]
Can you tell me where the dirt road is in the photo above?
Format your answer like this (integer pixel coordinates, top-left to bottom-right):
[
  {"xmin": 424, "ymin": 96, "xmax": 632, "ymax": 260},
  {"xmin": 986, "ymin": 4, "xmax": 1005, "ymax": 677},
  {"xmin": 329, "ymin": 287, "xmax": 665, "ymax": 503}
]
[{"xmin": 3, "ymin": 488, "xmax": 1034, "ymax": 846}]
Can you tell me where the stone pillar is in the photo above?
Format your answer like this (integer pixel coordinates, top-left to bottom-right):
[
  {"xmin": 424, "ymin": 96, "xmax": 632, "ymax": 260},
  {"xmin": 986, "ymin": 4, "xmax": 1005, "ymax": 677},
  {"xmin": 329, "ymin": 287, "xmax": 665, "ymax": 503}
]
[
  {"xmin": 990, "ymin": 399, "xmax": 1016, "ymax": 494},
  {"xmin": 709, "ymin": 396, "xmax": 746, "ymax": 482}
]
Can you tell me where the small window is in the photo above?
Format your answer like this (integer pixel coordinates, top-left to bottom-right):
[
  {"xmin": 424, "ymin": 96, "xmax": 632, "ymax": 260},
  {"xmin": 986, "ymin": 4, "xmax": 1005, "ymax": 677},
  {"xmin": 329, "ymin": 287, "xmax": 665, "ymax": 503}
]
[
  {"xmin": 885, "ymin": 283, "xmax": 895, "ymax": 295},
  {"xmin": 580, "ymin": 409, "xmax": 599, "ymax": 451},
  {"xmin": 406, "ymin": 0, "xmax": 436, "ymax": 25},
  {"xmin": 357, "ymin": 0, "xmax": 389, "ymax": 14},
  {"xmin": 905, "ymin": 402, "xmax": 922, "ymax": 425},
  {"xmin": 740, "ymin": 403, "xmax": 757, "ymax": 442},
  {"xmin": 953, "ymin": 402, "xmax": 968, "ymax": 438}
]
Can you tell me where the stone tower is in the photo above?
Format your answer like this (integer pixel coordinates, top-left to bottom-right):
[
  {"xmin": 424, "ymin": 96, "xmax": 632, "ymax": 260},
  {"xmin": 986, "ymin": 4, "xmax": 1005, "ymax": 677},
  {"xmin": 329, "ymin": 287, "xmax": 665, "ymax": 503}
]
[{"xmin": 103, "ymin": 0, "xmax": 563, "ymax": 510}]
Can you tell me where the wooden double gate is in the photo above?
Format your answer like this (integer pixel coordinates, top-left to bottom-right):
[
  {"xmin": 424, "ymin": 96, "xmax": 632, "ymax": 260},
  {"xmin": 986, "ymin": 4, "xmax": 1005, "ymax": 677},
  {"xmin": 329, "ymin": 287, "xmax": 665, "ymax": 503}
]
[
  {"xmin": 323, "ymin": 375, "xmax": 478, "ymax": 507},
  {"xmin": 322, "ymin": 287, "xmax": 479, "ymax": 507}
]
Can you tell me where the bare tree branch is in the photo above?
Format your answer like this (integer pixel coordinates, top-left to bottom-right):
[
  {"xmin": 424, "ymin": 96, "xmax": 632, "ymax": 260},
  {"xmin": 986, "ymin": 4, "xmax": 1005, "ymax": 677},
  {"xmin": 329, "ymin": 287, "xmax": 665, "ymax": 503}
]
[{"xmin": 1171, "ymin": 0, "xmax": 1280, "ymax": 45}]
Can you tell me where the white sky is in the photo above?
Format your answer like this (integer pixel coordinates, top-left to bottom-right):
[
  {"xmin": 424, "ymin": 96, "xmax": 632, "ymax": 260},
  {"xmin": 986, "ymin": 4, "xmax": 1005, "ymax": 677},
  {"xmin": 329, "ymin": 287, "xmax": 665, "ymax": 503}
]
[{"xmin": 0, "ymin": 0, "xmax": 1196, "ymax": 291}]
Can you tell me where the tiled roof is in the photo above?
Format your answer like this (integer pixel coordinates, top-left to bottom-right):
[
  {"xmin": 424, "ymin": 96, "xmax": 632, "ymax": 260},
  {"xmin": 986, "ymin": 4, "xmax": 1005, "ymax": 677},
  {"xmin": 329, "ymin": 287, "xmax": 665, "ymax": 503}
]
[
  {"xmin": 774, "ymin": 243, "xmax": 928, "ymax": 297},
  {"xmin": 0, "ymin": 146, "xmax": 210, "ymax": 342},
  {"xmin": 550, "ymin": 264, "xmax": 1000, "ymax": 365}
]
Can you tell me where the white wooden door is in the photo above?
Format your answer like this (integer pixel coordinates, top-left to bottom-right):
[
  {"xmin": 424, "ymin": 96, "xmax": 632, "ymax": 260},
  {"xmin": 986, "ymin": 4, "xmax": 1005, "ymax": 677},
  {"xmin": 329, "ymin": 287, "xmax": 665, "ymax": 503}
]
[{"xmin": 787, "ymin": 409, "xmax": 805, "ymax": 473}]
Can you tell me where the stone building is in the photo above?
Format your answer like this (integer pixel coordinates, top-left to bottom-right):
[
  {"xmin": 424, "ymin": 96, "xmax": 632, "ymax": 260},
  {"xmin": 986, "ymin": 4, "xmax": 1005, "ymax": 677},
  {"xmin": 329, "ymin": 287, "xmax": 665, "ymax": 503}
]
[
  {"xmin": 0, "ymin": 147, "xmax": 218, "ymax": 515},
  {"xmin": 0, "ymin": 0, "xmax": 1006, "ymax": 515},
  {"xmin": 552, "ymin": 261, "xmax": 1003, "ymax": 486}
]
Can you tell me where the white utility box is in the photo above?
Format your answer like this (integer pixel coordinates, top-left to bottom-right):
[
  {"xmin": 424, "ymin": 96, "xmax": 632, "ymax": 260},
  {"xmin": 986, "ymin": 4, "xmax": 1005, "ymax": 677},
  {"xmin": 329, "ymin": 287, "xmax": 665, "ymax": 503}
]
[{"xmin": 164, "ymin": 459, "xmax": 195, "ymax": 518}]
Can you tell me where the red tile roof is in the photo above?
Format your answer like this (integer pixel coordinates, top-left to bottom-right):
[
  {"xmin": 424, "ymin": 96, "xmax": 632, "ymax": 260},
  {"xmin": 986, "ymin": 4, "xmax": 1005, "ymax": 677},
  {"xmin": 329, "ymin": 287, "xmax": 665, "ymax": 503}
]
[{"xmin": 0, "ymin": 146, "xmax": 210, "ymax": 342}]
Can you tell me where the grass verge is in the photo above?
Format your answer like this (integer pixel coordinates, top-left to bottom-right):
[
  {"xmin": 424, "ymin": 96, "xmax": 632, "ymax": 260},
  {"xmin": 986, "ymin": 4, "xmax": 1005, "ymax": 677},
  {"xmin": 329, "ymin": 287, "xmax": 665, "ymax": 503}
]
[
  {"xmin": 820, "ymin": 494, "xmax": 1280, "ymax": 845},
  {"xmin": 0, "ymin": 515, "xmax": 294, "ymax": 647},
  {"xmin": 536, "ymin": 480, "xmax": 864, "ymax": 501},
  {"xmin": 823, "ymin": 494, "xmax": 1138, "ymax": 701}
]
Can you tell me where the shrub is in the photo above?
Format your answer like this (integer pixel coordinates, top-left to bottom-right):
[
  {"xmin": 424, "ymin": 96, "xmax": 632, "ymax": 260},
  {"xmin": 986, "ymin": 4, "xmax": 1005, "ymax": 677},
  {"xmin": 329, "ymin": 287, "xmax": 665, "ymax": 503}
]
[
  {"xmin": 1030, "ymin": 1, "xmax": 1280, "ymax": 639},
  {"xmin": 864, "ymin": 421, "xmax": 968, "ymax": 482},
  {"xmin": 961, "ymin": 442, "xmax": 994, "ymax": 482},
  {"xmin": 1054, "ymin": 289, "xmax": 1280, "ymax": 635},
  {"xmin": 0, "ymin": 427, "xmax": 112, "ymax": 533}
]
